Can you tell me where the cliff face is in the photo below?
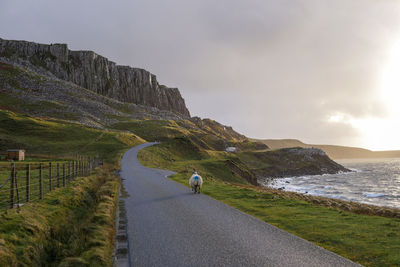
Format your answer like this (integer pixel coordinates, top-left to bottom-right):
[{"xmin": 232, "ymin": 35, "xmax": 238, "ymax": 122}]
[
  {"xmin": 238, "ymin": 147, "xmax": 350, "ymax": 181},
  {"xmin": 0, "ymin": 38, "xmax": 190, "ymax": 117}
]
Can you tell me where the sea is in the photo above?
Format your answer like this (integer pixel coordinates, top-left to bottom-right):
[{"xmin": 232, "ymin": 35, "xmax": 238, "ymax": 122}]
[{"xmin": 262, "ymin": 158, "xmax": 400, "ymax": 209}]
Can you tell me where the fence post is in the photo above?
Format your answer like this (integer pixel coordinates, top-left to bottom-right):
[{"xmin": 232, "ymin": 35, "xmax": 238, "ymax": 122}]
[
  {"xmin": 49, "ymin": 162, "xmax": 52, "ymax": 192},
  {"xmin": 72, "ymin": 161, "xmax": 75, "ymax": 180},
  {"xmin": 75, "ymin": 160, "xmax": 78, "ymax": 178},
  {"xmin": 56, "ymin": 163, "xmax": 60, "ymax": 188},
  {"xmin": 39, "ymin": 163, "xmax": 42, "ymax": 200},
  {"xmin": 26, "ymin": 164, "xmax": 30, "ymax": 203},
  {"xmin": 63, "ymin": 164, "xmax": 66, "ymax": 187},
  {"xmin": 68, "ymin": 162, "xmax": 71, "ymax": 183},
  {"xmin": 15, "ymin": 169, "xmax": 20, "ymax": 208},
  {"xmin": 10, "ymin": 163, "xmax": 15, "ymax": 209}
]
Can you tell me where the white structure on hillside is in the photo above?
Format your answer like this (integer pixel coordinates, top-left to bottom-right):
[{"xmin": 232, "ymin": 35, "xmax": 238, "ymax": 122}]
[{"xmin": 225, "ymin": 147, "xmax": 237, "ymax": 153}]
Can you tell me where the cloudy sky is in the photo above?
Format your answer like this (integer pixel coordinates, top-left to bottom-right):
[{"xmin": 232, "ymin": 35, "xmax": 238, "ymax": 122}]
[{"xmin": 1, "ymin": 0, "xmax": 400, "ymax": 150}]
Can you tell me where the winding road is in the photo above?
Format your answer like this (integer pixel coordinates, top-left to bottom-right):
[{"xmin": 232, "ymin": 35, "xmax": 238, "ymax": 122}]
[{"xmin": 120, "ymin": 143, "xmax": 360, "ymax": 267}]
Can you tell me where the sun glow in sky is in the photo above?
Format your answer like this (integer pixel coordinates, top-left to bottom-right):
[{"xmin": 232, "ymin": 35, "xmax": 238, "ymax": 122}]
[{"xmin": 328, "ymin": 39, "xmax": 400, "ymax": 151}]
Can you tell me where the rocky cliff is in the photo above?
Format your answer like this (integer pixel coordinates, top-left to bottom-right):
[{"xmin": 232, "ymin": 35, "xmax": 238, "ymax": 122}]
[
  {"xmin": 0, "ymin": 38, "xmax": 190, "ymax": 117},
  {"xmin": 238, "ymin": 147, "xmax": 350, "ymax": 181}
]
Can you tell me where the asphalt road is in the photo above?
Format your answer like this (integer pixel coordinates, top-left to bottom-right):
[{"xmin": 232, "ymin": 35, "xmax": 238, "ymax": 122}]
[{"xmin": 121, "ymin": 143, "xmax": 361, "ymax": 267}]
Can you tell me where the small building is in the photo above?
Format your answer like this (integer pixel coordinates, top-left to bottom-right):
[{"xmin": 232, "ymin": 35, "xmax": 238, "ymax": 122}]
[
  {"xmin": 6, "ymin": 149, "xmax": 25, "ymax": 161},
  {"xmin": 225, "ymin": 147, "xmax": 237, "ymax": 153}
]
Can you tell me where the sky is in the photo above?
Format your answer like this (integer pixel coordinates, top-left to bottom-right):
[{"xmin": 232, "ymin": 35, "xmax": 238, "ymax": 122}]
[{"xmin": 1, "ymin": 0, "xmax": 400, "ymax": 150}]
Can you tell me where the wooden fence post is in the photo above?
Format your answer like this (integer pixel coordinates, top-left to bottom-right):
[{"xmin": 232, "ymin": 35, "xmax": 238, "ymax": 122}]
[
  {"xmin": 15, "ymin": 169, "xmax": 20, "ymax": 208},
  {"xmin": 39, "ymin": 163, "xmax": 42, "ymax": 200},
  {"xmin": 63, "ymin": 164, "xmax": 66, "ymax": 187},
  {"xmin": 75, "ymin": 160, "xmax": 77, "ymax": 178},
  {"xmin": 49, "ymin": 162, "xmax": 52, "ymax": 192},
  {"xmin": 68, "ymin": 162, "xmax": 71, "ymax": 183},
  {"xmin": 56, "ymin": 163, "xmax": 60, "ymax": 188},
  {"xmin": 26, "ymin": 164, "xmax": 30, "ymax": 203},
  {"xmin": 72, "ymin": 161, "xmax": 75, "ymax": 180},
  {"xmin": 10, "ymin": 163, "xmax": 15, "ymax": 209}
]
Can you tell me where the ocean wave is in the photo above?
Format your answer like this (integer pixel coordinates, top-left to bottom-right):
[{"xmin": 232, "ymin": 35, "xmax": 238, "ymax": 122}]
[
  {"xmin": 329, "ymin": 195, "xmax": 350, "ymax": 201},
  {"xmin": 364, "ymin": 193, "xmax": 386, "ymax": 198},
  {"xmin": 261, "ymin": 158, "xmax": 400, "ymax": 208}
]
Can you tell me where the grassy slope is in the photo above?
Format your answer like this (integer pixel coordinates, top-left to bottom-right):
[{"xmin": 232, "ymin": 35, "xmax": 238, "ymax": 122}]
[
  {"xmin": 138, "ymin": 143, "xmax": 400, "ymax": 267},
  {"xmin": 237, "ymin": 148, "xmax": 348, "ymax": 177},
  {"xmin": 0, "ymin": 109, "xmax": 144, "ymax": 162},
  {"xmin": 0, "ymin": 109, "xmax": 145, "ymax": 266},
  {"xmin": 0, "ymin": 164, "xmax": 119, "ymax": 267}
]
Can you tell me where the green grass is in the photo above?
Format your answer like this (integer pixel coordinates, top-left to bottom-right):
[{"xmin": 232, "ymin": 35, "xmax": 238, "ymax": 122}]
[
  {"xmin": 110, "ymin": 119, "xmax": 189, "ymax": 141},
  {"xmin": 0, "ymin": 109, "xmax": 144, "ymax": 162},
  {"xmin": 138, "ymin": 139, "xmax": 248, "ymax": 184},
  {"xmin": 138, "ymin": 143, "xmax": 400, "ymax": 267},
  {"xmin": 0, "ymin": 164, "xmax": 119, "ymax": 266},
  {"xmin": 0, "ymin": 160, "xmax": 79, "ymax": 209}
]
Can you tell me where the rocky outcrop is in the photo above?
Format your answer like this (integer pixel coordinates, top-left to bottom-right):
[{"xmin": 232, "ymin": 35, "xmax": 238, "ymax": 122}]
[
  {"xmin": 0, "ymin": 38, "xmax": 190, "ymax": 117},
  {"xmin": 239, "ymin": 147, "xmax": 350, "ymax": 181},
  {"xmin": 0, "ymin": 61, "xmax": 187, "ymax": 128}
]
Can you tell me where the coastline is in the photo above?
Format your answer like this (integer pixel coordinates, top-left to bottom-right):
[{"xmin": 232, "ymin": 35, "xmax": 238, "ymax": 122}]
[
  {"xmin": 258, "ymin": 157, "xmax": 400, "ymax": 211},
  {"xmin": 251, "ymin": 182, "xmax": 400, "ymax": 219}
]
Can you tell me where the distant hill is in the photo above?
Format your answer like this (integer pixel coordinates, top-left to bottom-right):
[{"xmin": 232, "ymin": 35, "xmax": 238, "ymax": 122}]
[{"xmin": 254, "ymin": 139, "xmax": 400, "ymax": 159}]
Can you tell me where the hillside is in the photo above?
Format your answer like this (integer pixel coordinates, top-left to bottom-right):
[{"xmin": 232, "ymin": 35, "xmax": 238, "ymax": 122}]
[
  {"xmin": 0, "ymin": 61, "xmax": 187, "ymax": 128},
  {"xmin": 255, "ymin": 139, "xmax": 400, "ymax": 159},
  {"xmin": 0, "ymin": 37, "xmax": 190, "ymax": 117}
]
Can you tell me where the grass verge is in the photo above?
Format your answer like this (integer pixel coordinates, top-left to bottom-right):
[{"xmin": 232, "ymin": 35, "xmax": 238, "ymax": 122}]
[
  {"xmin": 138, "ymin": 143, "xmax": 400, "ymax": 267},
  {"xmin": 0, "ymin": 164, "xmax": 119, "ymax": 267}
]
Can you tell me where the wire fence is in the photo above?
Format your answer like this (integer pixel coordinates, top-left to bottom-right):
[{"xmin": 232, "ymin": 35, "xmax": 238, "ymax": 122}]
[{"xmin": 0, "ymin": 157, "xmax": 103, "ymax": 210}]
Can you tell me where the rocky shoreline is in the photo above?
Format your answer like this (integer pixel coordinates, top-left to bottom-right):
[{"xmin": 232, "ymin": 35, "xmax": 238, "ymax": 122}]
[{"xmin": 234, "ymin": 183, "xmax": 400, "ymax": 219}]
